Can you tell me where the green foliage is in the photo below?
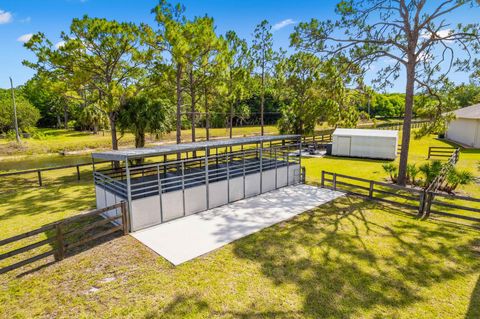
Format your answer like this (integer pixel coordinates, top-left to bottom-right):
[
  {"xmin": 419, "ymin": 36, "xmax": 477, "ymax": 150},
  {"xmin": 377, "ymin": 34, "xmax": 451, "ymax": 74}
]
[
  {"xmin": 24, "ymin": 15, "xmax": 151, "ymax": 149},
  {"xmin": 449, "ymin": 83, "xmax": 480, "ymax": 108},
  {"xmin": 406, "ymin": 163, "xmax": 419, "ymax": 186},
  {"xmin": 419, "ymin": 160, "xmax": 443, "ymax": 186},
  {"xmin": 370, "ymin": 93, "xmax": 405, "ymax": 117},
  {"xmin": 22, "ymin": 76, "xmax": 73, "ymax": 128},
  {"xmin": 382, "ymin": 163, "xmax": 398, "ymax": 183},
  {"xmin": 443, "ymin": 168, "xmax": 475, "ymax": 193},
  {"xmin": 117, "ymin": 95, "xmax": 174, "ymax": 148},
  {"xmin": 0, "ymin": 89, "xmax": 40, "ymax": 134}
]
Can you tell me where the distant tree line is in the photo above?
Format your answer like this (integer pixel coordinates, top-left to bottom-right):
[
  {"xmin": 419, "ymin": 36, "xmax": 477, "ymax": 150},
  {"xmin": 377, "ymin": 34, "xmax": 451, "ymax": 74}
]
[{"xmin": 1, "ymin": 0, "xmax": 479, "ymax": 181}]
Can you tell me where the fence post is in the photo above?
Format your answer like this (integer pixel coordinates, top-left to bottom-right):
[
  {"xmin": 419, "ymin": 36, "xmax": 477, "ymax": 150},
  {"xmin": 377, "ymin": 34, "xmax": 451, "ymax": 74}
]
[
  {"xmin": 321, "ymin": 171, "xmax": 325, "ymax": 188},
  {"xmin": 76, "ymin": 165, "xmax": 81, "ymax": 181},
  {"xmin": 332, "ymin": 173, "xmax": 337, "ymax": 191},
  {"xmin": 369, "ymin": 181, "xmax": 374, "ymax": 199},
  {"xmin": 424, "ymin": 192, "xmax": 434, "ymax": 219},
  {"xmin": 301, "ymin": 167, "xmax": 306, "ymax": 184},
  {"xmin": 418, "ymin": 192, "xmax": 425, "ymax": 217},
  {"xmin": 54, "ymin": 223, "xmax": 65, "ymax": 261},
  {"xmin": 120, "ymin": 201, "xmax": 129, "ymax": 235},
  {"xmin": 37, "ymin": 170, "xmax": 42, "ymax": 186},
  {"xmin": 427, "ymin": 147, "xmax": 431, "ymax": 159}
]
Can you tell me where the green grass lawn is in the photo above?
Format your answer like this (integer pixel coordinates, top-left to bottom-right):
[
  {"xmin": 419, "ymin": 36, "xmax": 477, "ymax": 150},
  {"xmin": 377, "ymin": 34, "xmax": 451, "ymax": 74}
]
[
  {"xmin": 0, "ymin": 196, "xmax": 479, "ymax": 318},
  {"xmin": 0, "ymin": 132, "xmax": 479, "ymax": 318}
]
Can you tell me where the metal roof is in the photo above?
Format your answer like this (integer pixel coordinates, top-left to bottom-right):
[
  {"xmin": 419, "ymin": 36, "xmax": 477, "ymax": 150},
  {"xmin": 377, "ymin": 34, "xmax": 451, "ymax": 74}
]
[
  {"xmin": 452, "ymin": 104, "xmax": 480, "ymax": 119},
  {"xmin": 333, "ymin": 128, "xmax": 398, "ymax": 138},
  {"xmin": 92, "ymin": 135, "xmax": 300, "ymax": 161}
]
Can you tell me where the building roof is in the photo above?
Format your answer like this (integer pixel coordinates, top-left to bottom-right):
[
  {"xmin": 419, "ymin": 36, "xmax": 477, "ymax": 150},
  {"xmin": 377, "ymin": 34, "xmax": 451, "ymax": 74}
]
[
  {"xmin": 92, "ymin": 135, "xmax": 300, "ymax": 161},
  {"xmin": 333, "ymin": 128, "xmax": 398, "ymax": 138},
  {"xmin": 452, "ymin": 104, "xmax": 480, "ymax": 119}
]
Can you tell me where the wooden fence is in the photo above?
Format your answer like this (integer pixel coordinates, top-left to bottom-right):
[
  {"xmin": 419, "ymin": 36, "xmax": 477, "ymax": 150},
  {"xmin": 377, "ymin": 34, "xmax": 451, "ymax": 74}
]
[
  {"xmin": 427, "ymin": 146, "xmax": 457, "ymax": 159},
  {"xmin": 371, "ymin": 120, "xmax": 428, "ymax": 130},
  {"xmin": 321, "ymin": 169, "xmax": 480, "ymax": 223},
  {"xmin": 321, "ymin": 171, "xmax": 424, "ymax": 211},
  {"xmin": 0, "ymin": 160, "xmax": 113, "ymax": 187},
  {"xmin": 0, "ymin": 202, "xmax": 128, "ymax": 275}
]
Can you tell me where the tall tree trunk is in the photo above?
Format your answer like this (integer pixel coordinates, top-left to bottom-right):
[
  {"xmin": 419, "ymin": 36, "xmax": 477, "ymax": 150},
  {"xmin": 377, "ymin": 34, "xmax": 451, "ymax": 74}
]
[
  {"xmin": 260, "ymin": 66, "xmax": 265, "ymax": 136},
  {"xmin": 135, "ymin": 131, "xmax": 145, "ymax": 148},
  {"xmin": 229, "ymin": 77, "xmax": 234, "ymax": 139},
  {"xmin": 205, "ymin": 87, "xmax": 210, "ymax": 141},
  {"xmin": 63, "ymin": 105, "xmax": 68, "ymax": 130},
  {"xmin": 57, "ymin": 114, "xmax": 61, "ymax": 129},
  {"xmin": 398, "ymin": 61, "xmax": 415, "ymax": 186},
  {"xmin": 176, "ymin": 63, "xmax": 183, "ymax": 145},
  {"xmin": 229, "ymin": 100, "xmax": 234, "ymax": 139},
  {"xmin": 109, "ymin": 112, "xmax": 118, "ymax": 150},
  {"xmin": 190, "ymin": 70, "xmax": 196, "ymax": 143}
]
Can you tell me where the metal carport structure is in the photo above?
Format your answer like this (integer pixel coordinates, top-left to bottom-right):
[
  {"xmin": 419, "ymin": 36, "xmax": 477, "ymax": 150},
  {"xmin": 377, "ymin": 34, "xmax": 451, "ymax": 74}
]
[{"xmin": 91, "ymin": 135, "xmax": 303, "ymax": 232}]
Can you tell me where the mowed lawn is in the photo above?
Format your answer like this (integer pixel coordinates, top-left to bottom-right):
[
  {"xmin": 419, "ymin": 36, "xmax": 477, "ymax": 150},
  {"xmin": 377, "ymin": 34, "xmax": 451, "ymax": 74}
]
[
  {"xmin": 0, "ymin": 133, "xmax": 479, "ymax": 318},
  {"xmin": 0, "ymin": 197, "xmax": 479, "ymax": 318}
]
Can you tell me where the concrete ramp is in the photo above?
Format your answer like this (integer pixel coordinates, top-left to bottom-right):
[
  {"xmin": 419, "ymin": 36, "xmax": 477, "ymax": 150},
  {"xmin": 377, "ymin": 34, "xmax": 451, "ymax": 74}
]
[{"xmin": 131, "ymin": 184, "xmax": 344, "ymax": 265}]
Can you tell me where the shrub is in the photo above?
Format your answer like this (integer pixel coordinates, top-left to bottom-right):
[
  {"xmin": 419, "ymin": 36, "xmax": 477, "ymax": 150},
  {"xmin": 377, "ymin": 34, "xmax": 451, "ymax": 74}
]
[
  {"xmin": 382, "ymin": 163, "xmax": 398, "ymax": 183},
  {"xmin": 419, "ymin": 160, "xmax": 443, "ymax": 187},
  {"xmin": 442, "ymin": 169, "xmax": 475, "ymax": 193},
  {"xmin": 406, "ymin": 163, "xmax": 420, "ymax": 186}
]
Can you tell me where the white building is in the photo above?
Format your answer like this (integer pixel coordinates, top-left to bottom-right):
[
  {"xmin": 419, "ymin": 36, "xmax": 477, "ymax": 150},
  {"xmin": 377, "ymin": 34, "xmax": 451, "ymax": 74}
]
[
  {"xmin": 446, "ymin": 104, "xmax": 480, "ymax": 148},
  {"xmin": 332, "ymin": 128, "xmax": 398, "ymax": 160}
]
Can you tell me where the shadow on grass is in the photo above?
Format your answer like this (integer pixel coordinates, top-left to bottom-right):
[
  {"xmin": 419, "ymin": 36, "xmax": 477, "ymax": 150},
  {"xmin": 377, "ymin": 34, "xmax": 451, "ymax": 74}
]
[
  {"xmin": 466, "ymin": 240, "xmax": 480, "ymax": 319},
  {"xmin": 10, "ymin": 214, "xmax": 124, "ymax": 278},
  {"xmin": 230, "ymin": 196, "xmax": 480, "ymax": 318},
  {"xmin": 144, "ymin": 293, "xmax": 303, "ymax": 319},
  {"xmin": 0, "ymin": 182, "xmax": 95, "ymax": 223}
]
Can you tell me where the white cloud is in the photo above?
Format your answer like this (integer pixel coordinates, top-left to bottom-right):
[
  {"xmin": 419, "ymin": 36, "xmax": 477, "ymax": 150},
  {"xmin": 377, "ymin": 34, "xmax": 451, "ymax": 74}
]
[
  {"xmin": 19, "ymin": 17, "xmax": 31, "ymax": 23},
  {"xmin": 0, "ymin": 9, "xmax": 13, "ymax": 24},
  {"xmin": 421, "ymin": 29, "xmax": 452, "ymax": 39},
  {"xmin": 17, "ymin": 33, "xmax": 33, "ymax": 43},
  {"xmin": 55, "ymin": 41, "xmax": 66, "ymax": 49},
  {"xmin": 272, "ymin": 19, "xmax": 296, "ymax": 32}
]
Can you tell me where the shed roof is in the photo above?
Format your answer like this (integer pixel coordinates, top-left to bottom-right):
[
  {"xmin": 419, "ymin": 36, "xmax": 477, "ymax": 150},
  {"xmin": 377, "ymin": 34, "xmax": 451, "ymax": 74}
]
[
  {"xmin": 92, "ymin": 135, "xmax": 300, "ymax": 161},
  {"xmin": 452, "ymin": 104, "xmax": 480, "ymax": 119},
  {"xmin": 333, "ymin": 128, "xmax": 398, "ymax": 138}
]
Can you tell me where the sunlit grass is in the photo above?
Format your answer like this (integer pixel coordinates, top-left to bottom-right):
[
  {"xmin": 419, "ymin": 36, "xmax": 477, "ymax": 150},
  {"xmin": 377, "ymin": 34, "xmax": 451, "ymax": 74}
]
[{"xmin": 0, "ymin": 196, "xmax": 478, "ymax": 318}]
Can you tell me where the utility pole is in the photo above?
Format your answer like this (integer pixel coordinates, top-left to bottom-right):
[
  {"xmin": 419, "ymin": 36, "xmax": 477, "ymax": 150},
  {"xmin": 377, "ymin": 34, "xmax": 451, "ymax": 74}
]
[{"xmin": 9, "ymin": 77, "xmax": 21, "ymax": 143}]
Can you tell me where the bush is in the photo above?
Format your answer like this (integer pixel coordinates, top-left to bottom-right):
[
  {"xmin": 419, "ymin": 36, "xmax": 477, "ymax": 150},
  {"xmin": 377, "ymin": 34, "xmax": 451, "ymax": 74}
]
[
  {"xmin": 419, "ymin": 160, "xmax": 443, "ymax": 187},
  {"xmin": 406, "ymin": 163, "xmax": 420, "ymax": 186},
  {"xmin": 382, "ymin": 163, "xmax": 398, "ymax": 183},
  {"xmin": 0, "ymin": 89, "xmax": 40, "ymax": 133},
  {"xmin": 442, "ymin": 169, "xmax": 475, "ymax": 194}
]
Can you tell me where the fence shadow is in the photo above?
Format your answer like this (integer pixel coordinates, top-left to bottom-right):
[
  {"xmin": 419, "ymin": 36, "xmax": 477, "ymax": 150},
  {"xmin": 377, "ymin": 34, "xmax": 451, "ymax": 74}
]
[{"xmin": 232, "ymin": 196, "xmax": 480, "ymax": 318}]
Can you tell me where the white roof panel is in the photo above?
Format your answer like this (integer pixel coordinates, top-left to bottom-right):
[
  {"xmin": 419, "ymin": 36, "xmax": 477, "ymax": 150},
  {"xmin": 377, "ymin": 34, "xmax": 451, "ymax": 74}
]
[
  {"xmin": 333, "ymin": 128, "xmax": 398, "ymax": 138},
  {"xmin": 92, "ymin": 135, "xmax": 300, "ymax": 161},
  {"xmin": 452, "ymin": 104, "xmax": 480, "ymax": 119}
]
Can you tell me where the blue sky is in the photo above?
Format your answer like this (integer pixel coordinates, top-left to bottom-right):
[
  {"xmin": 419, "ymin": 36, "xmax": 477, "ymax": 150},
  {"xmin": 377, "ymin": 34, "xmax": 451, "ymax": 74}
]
[{"xmin": 0, "ymin": 0, "xmax": 478, "ymax": 91}]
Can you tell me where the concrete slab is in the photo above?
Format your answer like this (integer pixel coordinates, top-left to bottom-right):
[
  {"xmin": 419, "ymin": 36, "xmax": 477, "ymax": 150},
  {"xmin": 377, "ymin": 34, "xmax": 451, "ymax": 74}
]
[{"xmin": 131, "ymin": 184, "xmax": 344, "ymax": 265}]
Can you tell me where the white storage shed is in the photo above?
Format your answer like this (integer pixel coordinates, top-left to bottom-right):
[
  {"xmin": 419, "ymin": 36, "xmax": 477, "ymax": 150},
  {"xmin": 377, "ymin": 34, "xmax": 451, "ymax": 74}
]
[
  {"xmin": 332, "ymin": 128, "xmax": 398, "ymax": 160},
  {"xmin": 445, "ymin": 104, "xmax": 480, "ymax": 148}
]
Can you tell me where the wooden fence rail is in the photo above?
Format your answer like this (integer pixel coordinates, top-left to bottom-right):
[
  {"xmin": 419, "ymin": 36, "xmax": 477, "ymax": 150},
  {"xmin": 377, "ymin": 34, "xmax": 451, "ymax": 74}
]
[
  {"xmin": 0, "ymin": 160, "xmax": 113, "ymax": 187},
  {"xmin": 321, "ymin": 170, "xmax": 480, "ymax": 223},
  {"xmin": 0, "ymin": 202, "xmax": 128, "ymax": 275},
  {"xmin": 427, "ymin": 146, "xmax": 457, "ymax": 159}
]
